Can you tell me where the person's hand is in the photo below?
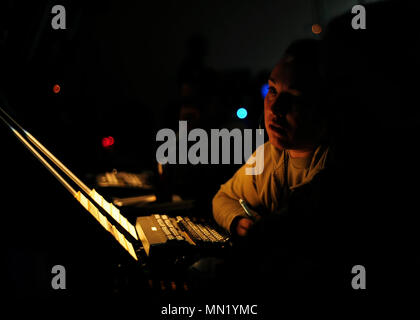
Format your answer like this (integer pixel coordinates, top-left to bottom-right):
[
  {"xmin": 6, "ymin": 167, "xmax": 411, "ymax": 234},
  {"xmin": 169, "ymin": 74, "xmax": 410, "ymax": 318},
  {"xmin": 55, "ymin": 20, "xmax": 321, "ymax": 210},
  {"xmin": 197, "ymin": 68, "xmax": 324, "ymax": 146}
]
[{"xmin": 235, "ymin": 217, "xmax": 255, "ymax": 237}]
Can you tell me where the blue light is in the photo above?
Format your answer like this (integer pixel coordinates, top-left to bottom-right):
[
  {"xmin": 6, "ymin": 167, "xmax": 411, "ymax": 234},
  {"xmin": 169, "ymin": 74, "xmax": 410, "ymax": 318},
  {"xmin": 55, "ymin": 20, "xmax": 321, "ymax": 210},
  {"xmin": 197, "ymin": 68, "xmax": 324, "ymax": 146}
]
[
  {"xmin": 261, "ymin": 83, "xmax": 269, "ymax": 99},
  {"xmin": 236, "ymin": 107, "xmax": 247, "ymax": 119}
]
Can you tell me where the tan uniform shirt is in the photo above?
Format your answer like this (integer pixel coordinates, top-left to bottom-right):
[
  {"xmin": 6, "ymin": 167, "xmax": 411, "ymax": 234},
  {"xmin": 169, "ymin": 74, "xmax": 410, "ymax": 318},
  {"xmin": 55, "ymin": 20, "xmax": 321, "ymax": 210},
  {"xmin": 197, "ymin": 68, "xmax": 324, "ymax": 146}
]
[{"xmin": 212, "ymin": 142, "xmax": 330, "ymax": 232}]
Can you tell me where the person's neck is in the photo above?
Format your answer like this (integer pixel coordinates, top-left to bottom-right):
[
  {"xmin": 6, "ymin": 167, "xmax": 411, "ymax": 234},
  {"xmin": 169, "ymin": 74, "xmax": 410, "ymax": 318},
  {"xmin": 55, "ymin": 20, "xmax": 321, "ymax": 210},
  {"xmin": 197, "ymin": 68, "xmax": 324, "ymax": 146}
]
[{"xmin": 287, "ymin": 148, "xmax": 314, "ymax": 158}]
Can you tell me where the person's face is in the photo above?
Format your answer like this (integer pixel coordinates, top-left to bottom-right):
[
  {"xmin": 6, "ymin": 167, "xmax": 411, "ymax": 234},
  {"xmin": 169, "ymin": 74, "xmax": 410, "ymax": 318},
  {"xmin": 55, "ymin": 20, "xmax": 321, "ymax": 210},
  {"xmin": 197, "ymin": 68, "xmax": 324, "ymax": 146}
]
[{"xmin": 264, "ymin": 58, "xmax": 322, "ymax": 151}]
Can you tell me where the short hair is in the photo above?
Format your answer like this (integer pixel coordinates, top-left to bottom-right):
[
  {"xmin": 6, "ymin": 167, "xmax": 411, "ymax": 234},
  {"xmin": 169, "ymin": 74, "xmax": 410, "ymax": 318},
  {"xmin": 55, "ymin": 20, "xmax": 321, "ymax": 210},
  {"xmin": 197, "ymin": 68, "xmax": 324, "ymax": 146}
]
[
  {"xmin": 282, "ymin": 39, "xmax": 324, "ymax": 94},
  {"xmin": 282, "ymin": 39, "xmax": 332, "ymax": 142}
]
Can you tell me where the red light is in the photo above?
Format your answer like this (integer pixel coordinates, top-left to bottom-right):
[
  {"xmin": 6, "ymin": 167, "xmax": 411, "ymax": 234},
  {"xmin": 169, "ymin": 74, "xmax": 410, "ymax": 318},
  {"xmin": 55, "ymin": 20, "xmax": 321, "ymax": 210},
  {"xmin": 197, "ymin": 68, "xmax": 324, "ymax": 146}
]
[
  {"xmin": 102, "ymin": 136, "xmax": 115, "ymax": 148},
  {"xmin": 53, "ymin": 84, "xmax": 61, "ymax": 94}
]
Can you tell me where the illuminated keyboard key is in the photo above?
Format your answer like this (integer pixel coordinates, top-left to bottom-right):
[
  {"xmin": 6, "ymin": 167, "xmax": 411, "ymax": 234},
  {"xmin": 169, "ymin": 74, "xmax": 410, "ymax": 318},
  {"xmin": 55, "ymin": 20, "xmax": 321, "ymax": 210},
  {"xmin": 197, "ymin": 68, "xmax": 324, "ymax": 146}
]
[
  {"xmin": 169, "ymin": 227, "xmax": 179, "ymax": 236},
  {"xmin": 161, "ymin": 226, "xmax": 170, "ymax": 235}
]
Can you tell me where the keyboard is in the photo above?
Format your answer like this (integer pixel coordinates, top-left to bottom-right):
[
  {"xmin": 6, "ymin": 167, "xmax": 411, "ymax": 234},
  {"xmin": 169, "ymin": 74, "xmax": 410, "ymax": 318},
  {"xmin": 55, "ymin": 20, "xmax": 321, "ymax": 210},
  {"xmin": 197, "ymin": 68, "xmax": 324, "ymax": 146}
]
[{"xmin": 135, "ymin": 214, "xmax": 229, "ymax": 257}]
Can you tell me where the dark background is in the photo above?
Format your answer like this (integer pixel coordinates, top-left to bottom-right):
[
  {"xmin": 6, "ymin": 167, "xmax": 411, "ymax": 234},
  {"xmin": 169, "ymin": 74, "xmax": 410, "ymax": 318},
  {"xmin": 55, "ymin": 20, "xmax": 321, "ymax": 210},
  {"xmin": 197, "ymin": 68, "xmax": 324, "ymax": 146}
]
[
  {"xmin": 1, "ymin": 0, "xmax": 419, "ymax": 303},
  {"xmin": 1, "ymin": 0, "xmax": 364, "ymax": 173}
]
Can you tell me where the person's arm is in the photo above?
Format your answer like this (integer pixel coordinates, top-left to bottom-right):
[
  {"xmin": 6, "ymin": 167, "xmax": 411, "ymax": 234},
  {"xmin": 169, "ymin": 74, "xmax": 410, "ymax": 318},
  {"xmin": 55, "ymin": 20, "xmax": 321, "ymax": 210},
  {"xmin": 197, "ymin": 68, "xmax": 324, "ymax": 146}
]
[{"xmin": 212, "ymin": 162, "xmax": 261, "ymax": 236}]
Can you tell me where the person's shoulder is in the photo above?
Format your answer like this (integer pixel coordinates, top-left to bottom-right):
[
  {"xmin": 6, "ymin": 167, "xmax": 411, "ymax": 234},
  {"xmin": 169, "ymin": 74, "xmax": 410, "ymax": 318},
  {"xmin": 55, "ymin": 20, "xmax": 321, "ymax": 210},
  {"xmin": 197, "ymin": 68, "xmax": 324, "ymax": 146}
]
[
  {"xmin": 243, "ymin": 141, "xmax": 279, "ymax": 176},
  {"xmin": 262, "ymin": 141, "xmax": 285, "ymax": 168},
  {"xmin": 246, "ymin": 141, "xmax": 272, "ymax": 161},
  {"xmin": 261, "ymin": 141, "xmax": 273, "ymax": 156}
]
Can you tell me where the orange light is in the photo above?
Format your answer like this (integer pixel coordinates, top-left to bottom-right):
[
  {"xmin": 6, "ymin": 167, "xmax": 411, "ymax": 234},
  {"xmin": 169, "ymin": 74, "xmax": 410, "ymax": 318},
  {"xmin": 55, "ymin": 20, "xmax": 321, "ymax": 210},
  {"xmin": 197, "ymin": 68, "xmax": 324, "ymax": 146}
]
[
  {"xmin": 312, "ymin": 24, "xmax": 322, "ymax": 35},
  {"xmin": 53, "ymin": 84, "xmax": 61, "ymax": 94}
]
